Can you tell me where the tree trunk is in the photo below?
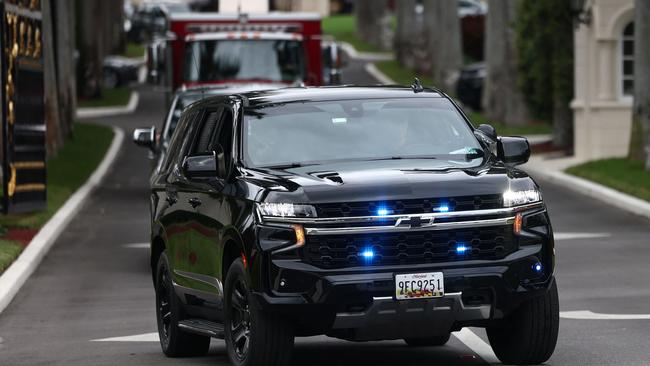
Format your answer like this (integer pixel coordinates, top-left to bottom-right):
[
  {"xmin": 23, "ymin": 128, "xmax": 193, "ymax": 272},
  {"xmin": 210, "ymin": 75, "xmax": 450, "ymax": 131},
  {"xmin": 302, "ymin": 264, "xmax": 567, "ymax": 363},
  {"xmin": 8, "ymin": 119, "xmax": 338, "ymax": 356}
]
[
  {"xmin": 395, "ymin": 0, "xmax": 417, "ymax": 69},
  {"xmin": 631, "ymin": 0, "xmax": 650, "ymax": 168},
  {"xmin": 354, "ymin": 0, "xmax": 392, "ymax": 51},
  {"xmin": 54, "ymin": 0, "xmax": 76, "ymax": 141},
  {"xmin": 42, "ymin": 0, "xmax": 64, "ymax": 157},
  {"xmin": 483, "ymin": 0, "xmax": 530, "ymax": 126},
  {"xmin": 77, "ymin": 0, "xmax": 104, "ymax": 99},
  {"xmin": 423, "ymin": 0, "xmax": 462, "ymax": 92}
]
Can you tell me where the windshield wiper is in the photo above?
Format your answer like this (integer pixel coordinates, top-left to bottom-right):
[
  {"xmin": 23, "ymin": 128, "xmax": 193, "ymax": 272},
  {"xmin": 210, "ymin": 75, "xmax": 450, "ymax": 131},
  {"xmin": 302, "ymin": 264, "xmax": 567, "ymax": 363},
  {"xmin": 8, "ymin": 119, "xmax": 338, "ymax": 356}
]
[
  {"xmin": 260, "ymin": 162, "xmax": 317, "ymax": 170},
  {"xmin": 366, "ymin": 156, "xmax": 438, "ymax": 161}
]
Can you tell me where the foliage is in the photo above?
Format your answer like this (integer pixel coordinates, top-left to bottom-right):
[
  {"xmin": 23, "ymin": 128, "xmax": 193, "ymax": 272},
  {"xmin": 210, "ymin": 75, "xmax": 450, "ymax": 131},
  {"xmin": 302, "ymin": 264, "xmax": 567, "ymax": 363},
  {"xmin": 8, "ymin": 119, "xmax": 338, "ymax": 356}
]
[
  {"xmin": 567, "ymin": 158, "xmax": 650, "ymax": 202},
  {"xmin": 78, "ymin": 87, "xmax": 132, "ymax": 108},
  {"xmin": 0, "ymin": 123, "xmax": 114, "ymax": 228},
  {"xmin": 515, "ymin": 0, "xmax": 574, "ymax": 121}
]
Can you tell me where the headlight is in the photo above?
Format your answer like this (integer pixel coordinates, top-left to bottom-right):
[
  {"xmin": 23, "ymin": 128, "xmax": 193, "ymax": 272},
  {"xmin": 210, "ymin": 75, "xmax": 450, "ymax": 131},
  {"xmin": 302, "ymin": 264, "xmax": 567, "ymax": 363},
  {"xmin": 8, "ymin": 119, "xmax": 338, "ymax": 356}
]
[
  {"xmin": 503, "ymin": 189, "xmax": 542, "ymax": 207},
  {"xmin": 257, "ymin": 203, "xmax": 317, "ymax": 218}
]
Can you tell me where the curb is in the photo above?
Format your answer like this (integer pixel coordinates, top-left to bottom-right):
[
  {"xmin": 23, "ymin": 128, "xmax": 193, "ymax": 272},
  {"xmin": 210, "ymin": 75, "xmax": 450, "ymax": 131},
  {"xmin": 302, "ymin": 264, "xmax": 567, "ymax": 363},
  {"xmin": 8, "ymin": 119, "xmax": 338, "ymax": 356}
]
[
  {"xmin": 525, "ymin": 164, "xmax": 650, "ymax": 220},
  {"xmin": 76, "ymin": 92, "xmax": 139, "ymax": 119},
  {"xmin": 0, "ymin": 126, "xmax": 125, "ymax": 314},
  {"xmin": 339, "ymin": 41, "xmax": 394, "ymax": 61},
  {"xmin": 364, "ymin": 62, "xmax": 396, "ymax": 84}
]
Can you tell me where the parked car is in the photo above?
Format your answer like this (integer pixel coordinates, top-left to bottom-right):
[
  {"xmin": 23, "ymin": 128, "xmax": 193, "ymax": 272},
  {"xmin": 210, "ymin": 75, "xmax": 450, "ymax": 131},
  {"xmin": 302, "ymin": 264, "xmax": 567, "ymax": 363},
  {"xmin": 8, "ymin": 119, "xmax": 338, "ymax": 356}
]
[
  {"xmin": 456, "ymin": 62, "xmax": 485, "ymax": 111},
  {"xmin": 143, "ymin": 85, "xmax": 558, "ymax": 366},
  {"xmin": 103, "ymin": 56, "xmax": 141, "ymax": 88},
  {"xmin": 133, "ymin": 84, "xmax": 285, "ymax": 174},
  {"xmin": 458, "ymin": 0, "xmax": 487, "ymax": 17},
  {"xmin": 128, "ymin": 0, "xmax": 191, "ymax": 43}
]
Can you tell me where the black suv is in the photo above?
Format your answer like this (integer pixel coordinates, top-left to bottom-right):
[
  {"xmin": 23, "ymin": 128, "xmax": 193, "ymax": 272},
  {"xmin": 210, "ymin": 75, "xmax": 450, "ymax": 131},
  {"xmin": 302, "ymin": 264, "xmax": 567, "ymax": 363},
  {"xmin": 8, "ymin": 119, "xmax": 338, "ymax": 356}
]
[{"xmin": 148, "ymin": 86, "xmax": 558, "ymax": 366}]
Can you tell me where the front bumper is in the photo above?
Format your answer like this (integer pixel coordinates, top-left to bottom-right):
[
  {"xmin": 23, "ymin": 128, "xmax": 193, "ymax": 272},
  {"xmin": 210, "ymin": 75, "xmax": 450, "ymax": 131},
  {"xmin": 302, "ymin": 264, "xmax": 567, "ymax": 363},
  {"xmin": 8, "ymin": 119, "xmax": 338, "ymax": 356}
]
[{"xmin": 251, "ymin": 244, "xmax": 553, "ymax": 340}]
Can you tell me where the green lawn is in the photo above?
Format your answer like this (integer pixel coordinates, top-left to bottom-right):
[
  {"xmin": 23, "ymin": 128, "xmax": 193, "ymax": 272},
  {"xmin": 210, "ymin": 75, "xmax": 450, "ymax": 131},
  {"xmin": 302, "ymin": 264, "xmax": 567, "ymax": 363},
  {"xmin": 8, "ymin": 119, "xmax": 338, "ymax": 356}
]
[
  {"xmin": 0, "ymin": 123, "xmax": 114, "ymax": 230},
  {"xmin": 566, "ymin": 158, "xmax": 650, "ymax": 202},
  {"xmin": 322, "ymin": 15, "xmax": 383, "ymax": 53},
  {"xmin": 123, "ymin": 42, "xmax": 145, "ymax": 59},
  {"xmin": 375, "ymin": 59, "xmax": 434, "ymax": 87},
  {"xmin": 78, "ymin": 87, "xmax": 132, "ymax": 108},
  {"xmin": 0, "ymin": 240, "xmax": 22, "ymax": 273}
]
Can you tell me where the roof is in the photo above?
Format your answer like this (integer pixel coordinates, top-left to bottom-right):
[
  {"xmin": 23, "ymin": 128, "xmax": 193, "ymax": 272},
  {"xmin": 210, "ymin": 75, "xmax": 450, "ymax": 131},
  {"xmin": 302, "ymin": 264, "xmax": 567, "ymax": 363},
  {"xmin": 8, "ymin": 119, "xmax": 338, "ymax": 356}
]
[
  {"xmin": 185, "ymin": 31, "xmax": 303, "ymax": 42},
  {"xmin": 240, "ymin": 85, "xmax": 444, "ymax": 107},
  {"xmin": 169, "ymin": 12, "xmax": 321, "ymax": 22}
]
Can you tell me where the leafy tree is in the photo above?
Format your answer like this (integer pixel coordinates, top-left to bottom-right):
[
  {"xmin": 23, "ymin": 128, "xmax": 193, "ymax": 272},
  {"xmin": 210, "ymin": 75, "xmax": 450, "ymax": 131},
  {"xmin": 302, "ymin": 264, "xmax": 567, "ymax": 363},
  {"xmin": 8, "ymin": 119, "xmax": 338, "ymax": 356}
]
[{"xmin": 516, "ymin": 0, "xmax": 573, "ymax": 148}]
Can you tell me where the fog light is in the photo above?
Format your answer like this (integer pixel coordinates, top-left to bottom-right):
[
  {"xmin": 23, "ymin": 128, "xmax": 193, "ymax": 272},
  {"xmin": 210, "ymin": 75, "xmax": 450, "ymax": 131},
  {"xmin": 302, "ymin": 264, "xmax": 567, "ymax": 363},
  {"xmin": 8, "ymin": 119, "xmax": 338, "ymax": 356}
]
[
  {"xmin": 360, "ymin": 248, "xmax": 375, "ymax": 259},
  {"xmin": 533, "ymin": 262, "xmax": 543, "ymax": 273}
]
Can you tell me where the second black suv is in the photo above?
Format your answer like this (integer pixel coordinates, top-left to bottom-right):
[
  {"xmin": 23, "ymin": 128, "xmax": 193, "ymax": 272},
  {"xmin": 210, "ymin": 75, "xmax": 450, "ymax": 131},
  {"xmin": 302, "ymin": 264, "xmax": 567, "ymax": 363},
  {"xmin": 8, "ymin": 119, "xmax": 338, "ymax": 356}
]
[{"xmin": 146, "ymin": 86, "xmax": 558, "ymax": 366}]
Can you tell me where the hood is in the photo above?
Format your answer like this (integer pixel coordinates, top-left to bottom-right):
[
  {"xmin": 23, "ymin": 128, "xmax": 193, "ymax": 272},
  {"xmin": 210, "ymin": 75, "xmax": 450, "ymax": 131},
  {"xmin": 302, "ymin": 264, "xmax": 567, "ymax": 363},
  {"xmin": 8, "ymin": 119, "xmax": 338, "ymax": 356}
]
[{"xmin": 242, "ymin": 158, "xmax": 537, "ymax": 205}]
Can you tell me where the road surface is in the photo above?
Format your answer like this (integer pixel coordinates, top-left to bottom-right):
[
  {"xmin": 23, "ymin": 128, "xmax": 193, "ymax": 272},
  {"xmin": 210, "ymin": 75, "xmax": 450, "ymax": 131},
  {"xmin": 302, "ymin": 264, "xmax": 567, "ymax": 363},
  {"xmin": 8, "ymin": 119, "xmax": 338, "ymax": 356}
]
[{"xmin": 1, "ymin": 65, "xmax": 649, "ymax": 366}]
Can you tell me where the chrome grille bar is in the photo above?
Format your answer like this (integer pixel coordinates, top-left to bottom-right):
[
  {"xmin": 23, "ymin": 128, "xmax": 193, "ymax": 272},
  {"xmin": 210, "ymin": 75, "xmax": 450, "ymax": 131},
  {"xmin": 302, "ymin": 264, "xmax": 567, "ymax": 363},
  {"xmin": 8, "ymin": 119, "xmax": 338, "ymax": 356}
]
[{"xmin": 304, "ymin": 217, "xmax": 516, "ymax": 235}]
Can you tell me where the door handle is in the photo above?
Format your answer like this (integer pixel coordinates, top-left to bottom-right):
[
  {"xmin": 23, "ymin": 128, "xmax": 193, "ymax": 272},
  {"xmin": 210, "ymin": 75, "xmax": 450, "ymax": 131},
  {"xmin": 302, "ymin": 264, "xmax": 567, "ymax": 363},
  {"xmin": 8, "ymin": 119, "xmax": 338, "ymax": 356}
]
[
  {"xmin": 166, "ymin": 195, "xmax": 177, "ymax": 206},
  {"xmin": 188, "ymin": 197, "xmax": 202, "ymax": 208}
]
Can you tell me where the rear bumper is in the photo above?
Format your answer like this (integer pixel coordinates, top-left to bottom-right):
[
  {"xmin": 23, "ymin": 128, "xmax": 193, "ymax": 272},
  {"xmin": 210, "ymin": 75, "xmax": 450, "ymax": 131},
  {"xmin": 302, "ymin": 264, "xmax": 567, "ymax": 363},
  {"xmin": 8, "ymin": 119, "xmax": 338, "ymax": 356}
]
[{"xmin": 251, "ymin": 244, "xmax": 554, "ymax": 340}]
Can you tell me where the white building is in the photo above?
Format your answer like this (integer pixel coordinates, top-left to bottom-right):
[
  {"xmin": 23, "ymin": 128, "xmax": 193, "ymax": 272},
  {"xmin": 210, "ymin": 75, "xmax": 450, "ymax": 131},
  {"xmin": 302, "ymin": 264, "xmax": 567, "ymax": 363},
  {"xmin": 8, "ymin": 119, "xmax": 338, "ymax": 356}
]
[{"xmin": 572, "ymin": 0, "xmax": 635, "ymax": 160}]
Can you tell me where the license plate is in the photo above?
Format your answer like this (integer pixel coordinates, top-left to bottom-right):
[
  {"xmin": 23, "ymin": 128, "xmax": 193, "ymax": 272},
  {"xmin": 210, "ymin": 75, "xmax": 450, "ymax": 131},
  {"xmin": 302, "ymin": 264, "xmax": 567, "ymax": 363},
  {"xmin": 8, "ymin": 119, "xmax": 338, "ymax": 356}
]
[{"xmin": 395, "ymin": 272, "xmax": 444, "ymax": 300}]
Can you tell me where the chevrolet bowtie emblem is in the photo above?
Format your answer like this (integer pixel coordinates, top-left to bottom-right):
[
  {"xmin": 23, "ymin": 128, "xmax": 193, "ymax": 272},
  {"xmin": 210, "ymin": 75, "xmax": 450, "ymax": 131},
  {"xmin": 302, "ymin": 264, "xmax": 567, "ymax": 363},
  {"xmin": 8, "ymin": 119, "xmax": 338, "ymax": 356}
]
[{"xmin": 395, "ymin": 215, "xmax": 434, "ymax": 228}]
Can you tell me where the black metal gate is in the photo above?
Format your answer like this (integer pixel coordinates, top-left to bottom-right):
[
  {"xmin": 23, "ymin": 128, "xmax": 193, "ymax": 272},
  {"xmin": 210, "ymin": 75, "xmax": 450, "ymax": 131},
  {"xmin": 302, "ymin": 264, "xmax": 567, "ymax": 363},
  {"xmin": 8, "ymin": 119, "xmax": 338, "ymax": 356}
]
[{"xmin": 1, "ymin": 0, "xmax": 46, "ymax": 214}]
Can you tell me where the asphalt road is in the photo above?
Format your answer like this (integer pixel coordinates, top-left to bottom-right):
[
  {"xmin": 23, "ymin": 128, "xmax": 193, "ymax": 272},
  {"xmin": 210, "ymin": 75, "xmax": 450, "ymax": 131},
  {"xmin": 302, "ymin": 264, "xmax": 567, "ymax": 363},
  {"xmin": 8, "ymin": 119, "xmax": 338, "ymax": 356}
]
[{"xmin": 1, "ymin": 64, "xmax": 650, "ymax": 366}]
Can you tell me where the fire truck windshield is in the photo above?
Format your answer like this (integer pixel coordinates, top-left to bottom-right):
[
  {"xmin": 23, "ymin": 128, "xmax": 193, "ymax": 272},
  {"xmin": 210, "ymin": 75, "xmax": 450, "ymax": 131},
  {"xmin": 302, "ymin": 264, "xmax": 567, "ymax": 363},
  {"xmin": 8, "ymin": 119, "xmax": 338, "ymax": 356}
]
[{"xmin": 184, "ymin": 39, "xmax": 306, "ymax": 84}]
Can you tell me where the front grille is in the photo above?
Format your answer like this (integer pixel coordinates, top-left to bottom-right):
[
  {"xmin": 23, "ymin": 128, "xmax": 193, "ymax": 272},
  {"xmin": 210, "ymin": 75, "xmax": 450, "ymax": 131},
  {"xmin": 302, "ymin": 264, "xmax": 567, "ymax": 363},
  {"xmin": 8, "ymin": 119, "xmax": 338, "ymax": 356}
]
[
  {"xmin": 303, "ymin": 226, "xmax": 516, "ymax": 268},
  {"xmin": 315, "ymin": 195, "xmax": 502, "ymax": 218}
]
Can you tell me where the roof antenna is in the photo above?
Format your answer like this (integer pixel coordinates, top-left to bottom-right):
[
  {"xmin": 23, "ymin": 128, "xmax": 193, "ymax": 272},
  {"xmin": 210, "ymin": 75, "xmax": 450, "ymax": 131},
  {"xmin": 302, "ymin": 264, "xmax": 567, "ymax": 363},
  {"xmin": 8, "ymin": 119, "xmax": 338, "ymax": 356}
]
[{"xmin": 411, "ymin": 77, "xmax": 424, "ymax": 93}]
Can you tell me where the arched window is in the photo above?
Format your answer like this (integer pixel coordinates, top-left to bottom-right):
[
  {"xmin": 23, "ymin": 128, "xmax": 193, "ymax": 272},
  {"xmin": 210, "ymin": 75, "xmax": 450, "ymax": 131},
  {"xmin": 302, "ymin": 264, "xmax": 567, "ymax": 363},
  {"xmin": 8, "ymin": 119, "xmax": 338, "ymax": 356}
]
[{"xmin": 621, "ymin": 22, "xmax": 634, "ymax": 97}]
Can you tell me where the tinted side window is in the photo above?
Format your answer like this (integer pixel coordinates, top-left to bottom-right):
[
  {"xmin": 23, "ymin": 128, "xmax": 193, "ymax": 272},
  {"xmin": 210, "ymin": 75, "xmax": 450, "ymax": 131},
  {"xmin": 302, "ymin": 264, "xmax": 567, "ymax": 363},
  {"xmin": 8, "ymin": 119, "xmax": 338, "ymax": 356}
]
[
  {"xmin": 193, "ymin": 109, "xmax": 223, "ymax": 154},
  {"xmin": 212, "ymin": 108, "xmax": 234, "ymax": 162},
  {"xmin": 162, "ymin": 111, "xmax": 192, "ymax": 172}
]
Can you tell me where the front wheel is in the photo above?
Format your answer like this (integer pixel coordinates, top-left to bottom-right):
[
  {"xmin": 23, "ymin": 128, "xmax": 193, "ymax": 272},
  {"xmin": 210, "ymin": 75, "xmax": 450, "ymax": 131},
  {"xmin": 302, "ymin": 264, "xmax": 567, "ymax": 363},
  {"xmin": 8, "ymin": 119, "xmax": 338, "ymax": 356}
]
[
  {"xmin": 224, "ymin": 258, "xmax": 294, "ymax": 366},
  {"xmin": 155, "ymin": 252, "xmax": 210, "ymax": 357},
  {"xmin": 487, "ymin": 278, "xmax": 560, "ymax": 365}
]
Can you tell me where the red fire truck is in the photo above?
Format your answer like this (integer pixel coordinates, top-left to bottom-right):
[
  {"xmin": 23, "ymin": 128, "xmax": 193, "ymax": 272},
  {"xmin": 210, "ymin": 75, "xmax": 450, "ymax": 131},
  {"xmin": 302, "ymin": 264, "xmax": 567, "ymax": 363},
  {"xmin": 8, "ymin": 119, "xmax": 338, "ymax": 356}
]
[{"xmin": 148, "ymin": 12, "xmax": 342, "ymax": 100}]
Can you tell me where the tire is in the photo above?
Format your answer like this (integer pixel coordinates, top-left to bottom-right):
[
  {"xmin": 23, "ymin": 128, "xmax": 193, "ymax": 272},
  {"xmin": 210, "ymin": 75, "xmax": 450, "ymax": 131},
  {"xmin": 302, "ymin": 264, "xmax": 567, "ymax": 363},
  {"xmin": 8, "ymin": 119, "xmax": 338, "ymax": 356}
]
[
  {"xmin": 224, "ymin": 258, "xmax": 294, "ymax": 366},
  {"xmin": 155, "ymin": 252, "xmax": 210, "ymax": 357},
  {"xmin": 487, "ymin": 278, "xmax": 559, "ymax": 365},
  {"xmin": 404, "ymin": 333, "xmax": 451, "ymax": 347},
  {"xmin": 103, "ymin": 69, "xmax": 119, "ymax": 88}
]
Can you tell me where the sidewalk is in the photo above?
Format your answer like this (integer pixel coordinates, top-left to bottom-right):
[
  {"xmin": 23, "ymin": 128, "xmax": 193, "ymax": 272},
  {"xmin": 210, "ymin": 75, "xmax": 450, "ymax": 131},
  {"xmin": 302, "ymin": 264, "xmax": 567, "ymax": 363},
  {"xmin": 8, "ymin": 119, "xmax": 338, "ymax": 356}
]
[{"xmin": 524, "ymin": 155, "xmax": 650, "ymax": 220}]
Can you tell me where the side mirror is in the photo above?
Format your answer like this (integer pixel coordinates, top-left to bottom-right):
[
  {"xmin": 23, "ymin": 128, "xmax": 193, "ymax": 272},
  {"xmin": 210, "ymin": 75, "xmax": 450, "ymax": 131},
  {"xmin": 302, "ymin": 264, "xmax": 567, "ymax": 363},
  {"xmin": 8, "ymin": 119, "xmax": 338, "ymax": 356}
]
[
  {"xmin": 183, "ymin": 153, "xmax": 217, "ymax": 178},
  {"xmin": 183, "ymin": 146, "xmax": 228, "ymax": 179},
  {"xmin": 133, "ymin": 127, "xmax": 155, "ymax": 149},
  {"xmin": 497, "ymin": 137, "xmax": 530, "ymax": 166},
  {"xmin": 476, "ymin": 124, "xmax": 497, "ymax": 141}
]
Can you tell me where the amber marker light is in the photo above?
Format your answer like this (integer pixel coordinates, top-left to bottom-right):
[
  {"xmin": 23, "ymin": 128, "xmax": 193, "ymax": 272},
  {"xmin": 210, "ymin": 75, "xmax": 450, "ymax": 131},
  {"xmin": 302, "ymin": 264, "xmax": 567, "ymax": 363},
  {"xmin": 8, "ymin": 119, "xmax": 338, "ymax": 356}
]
[
  {"xmin": 293, "ymin": 225, "xmax": 306, "ymax": 247},
  {"xmin": 514, "ymin": 213, "xmax": 523, "ymax": 235}
]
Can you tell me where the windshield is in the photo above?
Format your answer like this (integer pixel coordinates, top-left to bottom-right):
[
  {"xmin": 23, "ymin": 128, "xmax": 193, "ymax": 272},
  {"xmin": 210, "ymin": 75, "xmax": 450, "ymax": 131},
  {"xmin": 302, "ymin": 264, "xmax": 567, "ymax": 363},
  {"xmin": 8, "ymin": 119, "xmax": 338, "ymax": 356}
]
[
  {"xmin": 243, "ymin": 98, "xmax": 483, "ymax": 168},
  {"xmin": 184, "ymin": 39, "xmax": 305, "ymax": 83}
]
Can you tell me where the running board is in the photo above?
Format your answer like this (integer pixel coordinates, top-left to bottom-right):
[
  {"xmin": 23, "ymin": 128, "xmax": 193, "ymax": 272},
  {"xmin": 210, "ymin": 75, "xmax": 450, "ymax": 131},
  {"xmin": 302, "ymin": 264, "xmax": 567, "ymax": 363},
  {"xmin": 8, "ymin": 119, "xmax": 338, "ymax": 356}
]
[{"xmin": 178, "ymin": 319, "xmax": 225, "ymax": 339}]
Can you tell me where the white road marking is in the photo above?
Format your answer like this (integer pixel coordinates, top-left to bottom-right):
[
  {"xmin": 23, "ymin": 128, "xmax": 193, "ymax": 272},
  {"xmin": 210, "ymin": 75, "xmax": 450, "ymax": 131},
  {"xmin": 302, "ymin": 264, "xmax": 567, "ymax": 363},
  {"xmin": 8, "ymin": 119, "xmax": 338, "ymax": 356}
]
[
  {"xmin": 453, "ymin": 328, "xmax": 500, "ymax": 364},
  {"xmin": 561, "ymin": 310, "xmax": 650, "ymax": 320},
  {"xmin": 91, "ymin": 332, "xmax": 159, "ymax": 342},
  {"xmin": 122, "ymin": 243, "xmax": 149, "ymax": 249},
  {"xmin": 554, "ymin": 232, "xmax": 610, "ymax": 240}
]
